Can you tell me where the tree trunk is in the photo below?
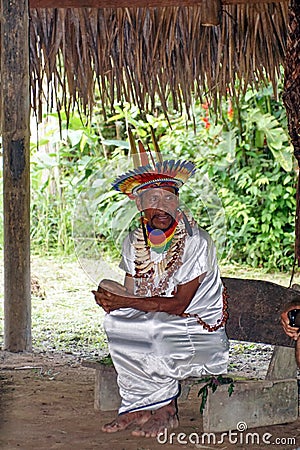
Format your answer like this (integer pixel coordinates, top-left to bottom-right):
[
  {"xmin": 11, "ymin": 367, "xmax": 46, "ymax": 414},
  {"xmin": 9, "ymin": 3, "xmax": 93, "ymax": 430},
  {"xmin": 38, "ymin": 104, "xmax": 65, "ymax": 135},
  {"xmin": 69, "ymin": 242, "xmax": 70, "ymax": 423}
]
[
  {"xmin": 283, "ymin": 0, "xmax": 300, "ymax": 265},
  {"xmin": 1, "ymin": 0, "xmax": 31, "ymax": 351}
]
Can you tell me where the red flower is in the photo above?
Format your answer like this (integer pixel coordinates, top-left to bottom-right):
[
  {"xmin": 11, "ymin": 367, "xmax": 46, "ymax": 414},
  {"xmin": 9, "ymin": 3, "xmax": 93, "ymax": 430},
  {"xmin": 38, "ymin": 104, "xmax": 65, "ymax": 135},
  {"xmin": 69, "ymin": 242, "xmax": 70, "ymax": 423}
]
[
  {"xmin": 203, "ymin": 117, "xmax": 210, "ymax": 129},
  {"xmin": 227, "ymin": 99, "xmax": 234, "ymax": 122}
]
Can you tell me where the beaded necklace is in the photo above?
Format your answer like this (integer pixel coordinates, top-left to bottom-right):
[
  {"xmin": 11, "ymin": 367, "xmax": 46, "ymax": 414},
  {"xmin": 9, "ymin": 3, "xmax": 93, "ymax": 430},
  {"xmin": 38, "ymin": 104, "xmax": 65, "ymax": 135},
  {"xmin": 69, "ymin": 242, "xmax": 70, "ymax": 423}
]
[
  {"xmin": 180, "ymin": 285, "xmax": 229, "ymax": 332},
  {"xmin": 133, "ymin": 219, "xmax": 187, "ymax": 296}
]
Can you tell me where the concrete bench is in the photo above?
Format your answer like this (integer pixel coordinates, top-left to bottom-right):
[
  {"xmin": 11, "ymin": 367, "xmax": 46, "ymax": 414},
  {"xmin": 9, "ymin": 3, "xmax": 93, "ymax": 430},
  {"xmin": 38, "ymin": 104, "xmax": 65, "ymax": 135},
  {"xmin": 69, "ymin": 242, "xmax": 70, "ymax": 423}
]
[{"xmin": 83, "ymin": 277, "xmax": 299, "ymax": 432}]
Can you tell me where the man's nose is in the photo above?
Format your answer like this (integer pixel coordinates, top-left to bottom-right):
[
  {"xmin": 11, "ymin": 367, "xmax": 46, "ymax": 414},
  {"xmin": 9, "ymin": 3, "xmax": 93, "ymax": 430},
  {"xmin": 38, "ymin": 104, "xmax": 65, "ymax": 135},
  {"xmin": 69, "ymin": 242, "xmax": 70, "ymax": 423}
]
[
  {"xmin": 157, "ymin": 203, "xmax": 175, "ymax": 217},
  {"xmin": 155, "ymin": 196, "xmax": 168, "ymax": 209}
]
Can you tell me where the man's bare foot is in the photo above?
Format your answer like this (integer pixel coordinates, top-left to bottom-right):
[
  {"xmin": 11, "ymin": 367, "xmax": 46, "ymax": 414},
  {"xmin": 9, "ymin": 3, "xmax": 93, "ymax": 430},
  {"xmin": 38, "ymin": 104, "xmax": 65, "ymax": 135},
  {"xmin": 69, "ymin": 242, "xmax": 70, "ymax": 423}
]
[
  {"xmin": 132, "ymin": 401, "xmax": 178, "ymax": 438},
  {"xmin": 102, "ymin": 410, "xmax": 151, "ymax": 433}
]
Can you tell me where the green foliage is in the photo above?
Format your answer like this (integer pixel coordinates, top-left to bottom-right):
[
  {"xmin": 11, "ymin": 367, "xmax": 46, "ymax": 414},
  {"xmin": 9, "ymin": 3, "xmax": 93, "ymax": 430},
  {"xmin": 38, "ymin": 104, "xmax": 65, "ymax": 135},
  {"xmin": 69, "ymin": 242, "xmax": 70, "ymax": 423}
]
[
  {"xmin": 30, "ymin": 112, "xmax": 107, "ymax": 255},
  {"xmin": 29, "ymin": 84, "xmax": 297, "ymax": 270},
  {"xmin": 98, "ymin": 354, "xmax": 113, "ymax": 366},
  {"xmin": 197, "ymin": 375, "xmax": 235, "ymax": 414},
  {"xmin": 156, "ymin": 88, "xmax": 296, "ymax": 270}
]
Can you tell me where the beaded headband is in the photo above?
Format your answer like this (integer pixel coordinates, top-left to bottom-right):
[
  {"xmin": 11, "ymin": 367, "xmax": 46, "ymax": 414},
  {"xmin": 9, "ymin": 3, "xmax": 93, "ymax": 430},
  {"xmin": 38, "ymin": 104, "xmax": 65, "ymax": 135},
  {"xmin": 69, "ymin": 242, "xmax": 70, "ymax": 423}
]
[{"xmin": 112, "ymin": 128, "xmax": 196, "ymax": 198}]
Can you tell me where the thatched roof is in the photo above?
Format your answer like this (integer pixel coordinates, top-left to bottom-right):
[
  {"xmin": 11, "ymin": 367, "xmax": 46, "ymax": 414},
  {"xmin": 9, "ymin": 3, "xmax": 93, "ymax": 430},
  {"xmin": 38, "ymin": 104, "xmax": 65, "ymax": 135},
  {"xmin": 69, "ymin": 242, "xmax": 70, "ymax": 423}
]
[{"xmin": 29, "ymin": 2, "xmax": 289, "ymax": 120}]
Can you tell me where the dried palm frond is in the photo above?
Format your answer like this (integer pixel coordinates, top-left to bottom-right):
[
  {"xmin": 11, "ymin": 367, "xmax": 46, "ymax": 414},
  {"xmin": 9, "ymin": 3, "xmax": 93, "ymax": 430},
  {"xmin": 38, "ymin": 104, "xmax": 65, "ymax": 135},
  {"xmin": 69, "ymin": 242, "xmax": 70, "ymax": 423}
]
[{"xmin": 26, "ymin": 3, "xmax": 288, "ymax": 121}]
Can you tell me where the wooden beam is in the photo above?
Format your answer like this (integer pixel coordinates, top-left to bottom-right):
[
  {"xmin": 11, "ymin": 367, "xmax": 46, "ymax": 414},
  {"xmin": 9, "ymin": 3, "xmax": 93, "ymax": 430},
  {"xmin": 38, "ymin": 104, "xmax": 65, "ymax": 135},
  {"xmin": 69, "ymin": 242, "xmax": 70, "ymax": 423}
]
[
  {"xmin": 200, "ymin": 0, "xmax": 221, "ymax": 26},
  {"xmin": 224, "ymin": 0, "xmax": 288, "ymax": 4},
  {"xmin": 2, "ymin": 0, "xmax": 31, "ymax": 351},
  {"xmin": 223, "ymin": 277, "xmax": 296, "ymax": 347},
  {"xmin": 29, "ymin": 0, "xmax": 202, "ymax": 7},
  {"xmin": 28, "ymin": 0, "xmax": 288, "ymax": 8}
]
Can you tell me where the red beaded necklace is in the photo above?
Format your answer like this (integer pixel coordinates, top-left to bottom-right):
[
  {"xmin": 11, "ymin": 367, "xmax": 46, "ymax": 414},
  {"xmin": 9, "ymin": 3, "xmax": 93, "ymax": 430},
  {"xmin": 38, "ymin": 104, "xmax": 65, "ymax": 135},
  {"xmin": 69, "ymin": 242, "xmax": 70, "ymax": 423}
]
[{"xmin": 180, "ymin": 285, "xmax": 229, "ymax": 332}]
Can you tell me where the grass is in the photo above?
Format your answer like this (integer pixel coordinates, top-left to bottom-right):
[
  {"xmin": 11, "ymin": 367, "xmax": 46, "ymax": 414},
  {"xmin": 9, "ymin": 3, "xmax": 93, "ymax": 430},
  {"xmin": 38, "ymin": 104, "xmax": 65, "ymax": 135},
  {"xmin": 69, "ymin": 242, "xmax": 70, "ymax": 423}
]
[
  {"xmin": 0, "ymin": 254, "xmax": 299, "ymax": 362},
  {"xmin": 0, "ymin": 254, "xmax": 116, "ymax": 358}
]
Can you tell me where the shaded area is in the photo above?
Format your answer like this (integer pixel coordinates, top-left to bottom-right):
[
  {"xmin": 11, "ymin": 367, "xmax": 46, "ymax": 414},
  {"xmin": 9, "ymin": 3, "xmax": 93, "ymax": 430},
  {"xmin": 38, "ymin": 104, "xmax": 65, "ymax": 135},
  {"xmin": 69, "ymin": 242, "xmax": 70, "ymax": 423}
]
[{"xmin": 0, "ymin": 351, "xmax": 299, "ymax": 450}]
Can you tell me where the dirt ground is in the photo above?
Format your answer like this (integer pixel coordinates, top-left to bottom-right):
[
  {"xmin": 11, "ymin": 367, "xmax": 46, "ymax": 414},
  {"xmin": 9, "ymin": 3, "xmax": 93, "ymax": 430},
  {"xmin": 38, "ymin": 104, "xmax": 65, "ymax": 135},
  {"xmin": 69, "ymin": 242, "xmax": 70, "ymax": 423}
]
[{"xmin": 0, "ymin": 351, "xmax": 300, "ymax": 450}]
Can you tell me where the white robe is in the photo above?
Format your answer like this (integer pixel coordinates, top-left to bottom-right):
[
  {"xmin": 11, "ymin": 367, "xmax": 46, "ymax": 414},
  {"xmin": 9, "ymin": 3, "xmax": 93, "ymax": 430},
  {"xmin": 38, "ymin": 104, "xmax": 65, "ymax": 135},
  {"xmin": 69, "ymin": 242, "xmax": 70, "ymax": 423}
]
[{"xmin": 104, "ymin": 224, "xmax": 229, "ymax": 414}]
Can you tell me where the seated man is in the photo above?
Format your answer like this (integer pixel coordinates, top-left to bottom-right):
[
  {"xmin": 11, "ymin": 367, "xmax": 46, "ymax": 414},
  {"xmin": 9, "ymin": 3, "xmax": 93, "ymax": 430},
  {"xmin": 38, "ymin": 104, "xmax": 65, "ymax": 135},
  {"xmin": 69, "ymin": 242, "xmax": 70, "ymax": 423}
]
[{"xmin": 93, "ymin": 134, "xmax": 229, "ymax": 438}]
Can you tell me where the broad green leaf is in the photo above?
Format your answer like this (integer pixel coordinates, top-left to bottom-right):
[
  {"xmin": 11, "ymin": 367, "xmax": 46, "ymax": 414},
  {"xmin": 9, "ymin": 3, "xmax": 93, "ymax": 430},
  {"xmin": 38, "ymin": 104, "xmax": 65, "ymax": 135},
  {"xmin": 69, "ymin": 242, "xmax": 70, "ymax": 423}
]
[
  {"xmin": 101, "ymin": 139, "xmax": 129, "ymax": 149},
  {"xmin": 268, "ymin": 144, "xmax": 293, "ymax": 172}
]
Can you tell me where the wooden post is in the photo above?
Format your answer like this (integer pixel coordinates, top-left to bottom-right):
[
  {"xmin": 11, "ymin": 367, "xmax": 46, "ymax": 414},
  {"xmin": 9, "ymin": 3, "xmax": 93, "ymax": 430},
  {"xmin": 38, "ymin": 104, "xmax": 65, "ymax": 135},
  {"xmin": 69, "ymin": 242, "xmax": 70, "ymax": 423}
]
[
  {"xmin": 282, "ymin": 0, "xmax": 300, "ymax": 266},
  {"xmin": 1, "ymin": 0, "xmax": 31, "ymax": 351}
]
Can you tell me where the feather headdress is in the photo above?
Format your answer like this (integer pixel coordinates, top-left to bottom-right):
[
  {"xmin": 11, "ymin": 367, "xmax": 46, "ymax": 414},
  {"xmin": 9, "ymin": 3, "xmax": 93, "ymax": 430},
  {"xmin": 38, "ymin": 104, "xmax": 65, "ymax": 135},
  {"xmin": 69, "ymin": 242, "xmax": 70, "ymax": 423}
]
[{"xmin": 113, "ymin": 128, "xmax": 196, "ymax": 198}]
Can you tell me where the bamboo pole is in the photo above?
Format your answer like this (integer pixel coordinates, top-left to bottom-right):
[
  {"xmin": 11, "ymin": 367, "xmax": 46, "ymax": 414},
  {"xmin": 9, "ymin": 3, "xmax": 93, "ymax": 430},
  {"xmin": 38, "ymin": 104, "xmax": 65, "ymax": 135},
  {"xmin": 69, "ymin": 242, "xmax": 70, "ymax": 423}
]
[{"xmin": 1, "ymin": 0, "xmax": 31, "ymax": 351}]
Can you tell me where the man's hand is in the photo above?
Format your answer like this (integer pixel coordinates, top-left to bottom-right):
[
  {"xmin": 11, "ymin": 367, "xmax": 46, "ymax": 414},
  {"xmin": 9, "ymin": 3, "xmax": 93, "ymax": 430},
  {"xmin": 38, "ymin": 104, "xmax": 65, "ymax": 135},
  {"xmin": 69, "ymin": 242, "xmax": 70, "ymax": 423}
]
[
  {"xmin": 92, "ymin": 279, "xmax": 129, "ymax": 313},
  {"xmin": 92, "ymin": 274, "xmax": 204, "ymax": 316},
  {"xmin": 280, "ymin": 304, "xmax": 300, "ymax": 340}
]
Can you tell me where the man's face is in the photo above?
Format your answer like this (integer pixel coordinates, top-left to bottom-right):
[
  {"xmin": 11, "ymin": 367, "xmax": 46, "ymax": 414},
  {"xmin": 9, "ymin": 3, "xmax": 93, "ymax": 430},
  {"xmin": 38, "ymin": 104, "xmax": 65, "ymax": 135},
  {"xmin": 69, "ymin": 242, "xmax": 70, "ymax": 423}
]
[{"xmin": 137, "ymin": 186, "xmax": 179, "ymax": 231}]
